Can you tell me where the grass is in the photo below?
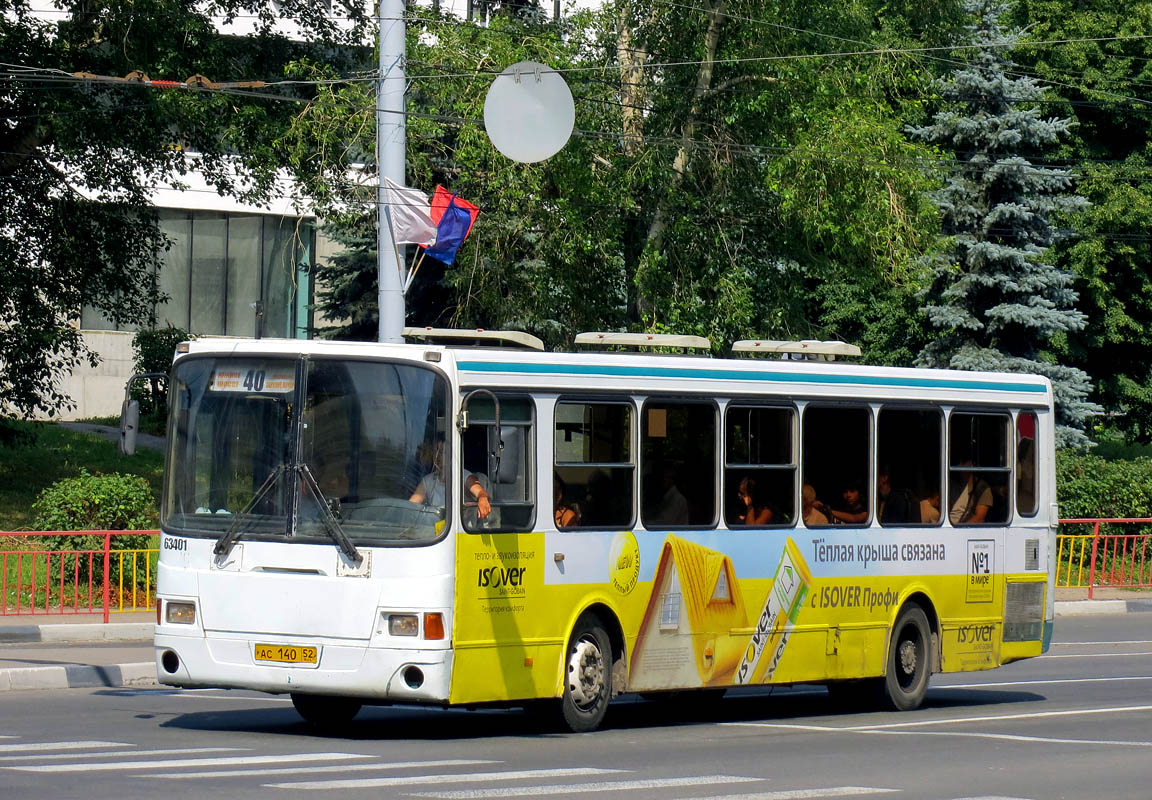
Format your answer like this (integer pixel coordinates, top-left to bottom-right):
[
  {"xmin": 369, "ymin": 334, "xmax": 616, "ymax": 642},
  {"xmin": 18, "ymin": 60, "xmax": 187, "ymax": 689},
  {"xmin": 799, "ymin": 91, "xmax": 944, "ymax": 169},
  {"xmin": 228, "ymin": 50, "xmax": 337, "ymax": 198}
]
[{"xmin": 0, "ymin": 419, "xmax": 164, "ymax": 531}]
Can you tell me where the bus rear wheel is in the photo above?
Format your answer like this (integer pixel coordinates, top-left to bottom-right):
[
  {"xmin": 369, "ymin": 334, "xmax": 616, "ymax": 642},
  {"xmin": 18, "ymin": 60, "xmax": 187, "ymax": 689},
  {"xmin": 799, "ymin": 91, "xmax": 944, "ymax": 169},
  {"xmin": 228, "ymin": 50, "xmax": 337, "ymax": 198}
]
[
  {"xmin": 560, "ymin": 619, "xmax": 612, "ymax": 732},
  {"xmin": 883, "ymin": 603, "xmax": 932, "ymax": 711},
  {"xmin": 291, "ymin": 692, "xmax": 362, "ymax": 727}
]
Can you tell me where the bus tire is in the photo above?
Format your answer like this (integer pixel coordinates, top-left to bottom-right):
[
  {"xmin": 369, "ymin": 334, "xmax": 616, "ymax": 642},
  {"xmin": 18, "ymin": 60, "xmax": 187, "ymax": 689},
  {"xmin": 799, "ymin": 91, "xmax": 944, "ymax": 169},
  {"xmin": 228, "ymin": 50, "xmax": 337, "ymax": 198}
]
[
  {"xmin": 560, "ymin": 618, "xmax": 612, "ymax": 732},
  {"xmin": 291, "ymin": 692, "xmax": 362, "ymax": 727},
  {"xmin": 883, "ymin": 603, "xmax": 932, "ymax": 711}
]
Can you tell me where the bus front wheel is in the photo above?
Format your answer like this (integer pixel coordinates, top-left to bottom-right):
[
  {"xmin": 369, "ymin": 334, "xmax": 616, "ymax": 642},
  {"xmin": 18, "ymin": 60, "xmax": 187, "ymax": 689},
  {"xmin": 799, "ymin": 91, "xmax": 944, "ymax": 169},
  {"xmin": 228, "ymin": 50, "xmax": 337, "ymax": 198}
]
[
  {"xmin": 883, "ymin": 603, "xmax": 932, "ymax": 711},
  {"xmin": 560, "ymin": 618, "xmax": 612, "ymax": 732},
  {"xmin": 291, "ymin": 692, "xmax": 362, "ymax": 727}
]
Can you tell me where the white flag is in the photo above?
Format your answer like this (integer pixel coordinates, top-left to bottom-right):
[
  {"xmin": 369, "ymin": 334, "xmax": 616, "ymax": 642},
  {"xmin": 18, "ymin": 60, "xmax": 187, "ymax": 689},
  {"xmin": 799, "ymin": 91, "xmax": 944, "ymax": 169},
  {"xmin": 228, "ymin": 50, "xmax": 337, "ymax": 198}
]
[{"xmin": 383, "ymin": 177, "xmax": 438, "ymax": 245}]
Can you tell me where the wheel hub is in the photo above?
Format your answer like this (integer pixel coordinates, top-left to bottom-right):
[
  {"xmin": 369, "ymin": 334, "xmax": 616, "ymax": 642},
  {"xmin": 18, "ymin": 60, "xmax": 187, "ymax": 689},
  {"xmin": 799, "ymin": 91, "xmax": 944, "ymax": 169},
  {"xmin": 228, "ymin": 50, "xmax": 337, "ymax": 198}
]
[
  {"xmin": 567, "ymin": 637, "xmax": 605, "ymax": 708},
  {"xmin": 898, "ymin": 638, "xmax": 918, "ymax": 676}
]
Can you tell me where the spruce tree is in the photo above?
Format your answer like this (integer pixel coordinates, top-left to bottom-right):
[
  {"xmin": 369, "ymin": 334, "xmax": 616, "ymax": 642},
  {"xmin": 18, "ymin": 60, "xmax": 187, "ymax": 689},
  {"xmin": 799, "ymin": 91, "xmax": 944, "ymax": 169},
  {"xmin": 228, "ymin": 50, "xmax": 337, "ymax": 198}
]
[{"xmin": 909, "ymin": 0, "xmax": 1096, "ymax": 447}]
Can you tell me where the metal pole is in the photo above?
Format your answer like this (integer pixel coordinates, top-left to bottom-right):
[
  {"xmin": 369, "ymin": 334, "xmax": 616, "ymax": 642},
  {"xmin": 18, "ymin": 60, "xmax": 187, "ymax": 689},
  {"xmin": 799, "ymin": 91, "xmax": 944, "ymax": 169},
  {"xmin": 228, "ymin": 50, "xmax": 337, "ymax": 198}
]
[
  {"xmin": 377, "ymin": 0, "xmax": 406, "ymax": 343},
  {"xmin": 554, "ymin": 0, "xmax": 560, "ymax": 21}
]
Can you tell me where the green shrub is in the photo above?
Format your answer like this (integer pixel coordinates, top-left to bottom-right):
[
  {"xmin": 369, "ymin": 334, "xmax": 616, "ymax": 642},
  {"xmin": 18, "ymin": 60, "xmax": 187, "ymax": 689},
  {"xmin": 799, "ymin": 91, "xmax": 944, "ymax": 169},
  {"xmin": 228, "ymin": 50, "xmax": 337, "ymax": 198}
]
[
  {"xmin": 32, "ymin": 470, "xmax": 157, "ymax": 559},
  {"xmin": 131, "ymin": 326, "xmax": 190, "ymax": 434},
  {"xmin": 1056, "ymin": 450, "xmax": 1152, "ymax": 520}
]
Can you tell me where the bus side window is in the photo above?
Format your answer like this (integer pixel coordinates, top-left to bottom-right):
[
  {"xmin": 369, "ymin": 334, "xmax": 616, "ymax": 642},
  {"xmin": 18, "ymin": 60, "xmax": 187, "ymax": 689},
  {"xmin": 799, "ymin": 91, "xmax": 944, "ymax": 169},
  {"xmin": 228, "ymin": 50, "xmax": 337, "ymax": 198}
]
[
  {"xmin": 877, "ymin": 408, "xmax": 942, "ymax": 527},
  {"xmin": 461, "ymin": 396, "xmax": 535, "ymax": 532},
  {"xmin": 948, "ymin": 412, "xmax": 1010, "ymax": 526},
  {"xmin": 724, "ymin": 406, "xmax": 795, "ymax": 527},
  {"xmin": 1016, "ymin": 412, "xmax": 1038, "ymax": 517},
  {"xmin": 802, "ymin": 406, "xmax": 871, "ymax": 527},
  {"xmin": 555, "ymin": 401, "xmax": 634, "ymax": 529},
  {"xmin": 641, "ymin": 401, "xmax": 718, "ymax": 528}
]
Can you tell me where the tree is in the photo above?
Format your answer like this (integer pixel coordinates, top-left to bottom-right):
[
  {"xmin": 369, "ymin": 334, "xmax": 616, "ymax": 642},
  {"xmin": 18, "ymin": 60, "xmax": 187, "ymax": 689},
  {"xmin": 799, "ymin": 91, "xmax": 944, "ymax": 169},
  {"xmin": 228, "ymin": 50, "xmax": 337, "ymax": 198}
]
[
  {"xmin": 1009, "ymin": 0, "xmax": 1152, "ymax": 442},
  {"xmin": 908, "ymin": 0, "xmax": 1096, "ymax": 446},
  {"xmin": 291, "ymin": 1, "xmax": 955, "ymax": 356},
  {"xmin": 0, "ymin": 1, "xmax": 370, "ymax": 416}
]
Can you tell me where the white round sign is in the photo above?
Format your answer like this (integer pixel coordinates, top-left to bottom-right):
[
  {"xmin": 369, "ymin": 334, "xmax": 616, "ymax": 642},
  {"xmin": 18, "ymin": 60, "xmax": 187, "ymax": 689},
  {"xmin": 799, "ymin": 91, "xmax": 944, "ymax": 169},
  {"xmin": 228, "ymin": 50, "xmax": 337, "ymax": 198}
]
[{"xmin": 483, "ymin": 61, "xmax": 575, "ymax": 164}]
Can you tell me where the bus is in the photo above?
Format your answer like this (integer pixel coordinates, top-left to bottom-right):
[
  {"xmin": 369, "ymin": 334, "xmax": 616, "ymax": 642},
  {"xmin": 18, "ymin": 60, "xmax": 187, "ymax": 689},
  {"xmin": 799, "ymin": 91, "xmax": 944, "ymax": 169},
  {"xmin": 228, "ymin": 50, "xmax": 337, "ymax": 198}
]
[{"xmin": 148, "ymin": 329, "xmax": 1056, "ymax": 732}]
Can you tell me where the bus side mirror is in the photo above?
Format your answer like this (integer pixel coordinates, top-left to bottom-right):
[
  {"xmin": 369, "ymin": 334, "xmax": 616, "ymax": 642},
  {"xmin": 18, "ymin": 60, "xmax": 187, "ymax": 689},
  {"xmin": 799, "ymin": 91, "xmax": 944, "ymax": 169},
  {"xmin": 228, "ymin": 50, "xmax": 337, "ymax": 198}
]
[{"xmin": 120, "ymin": 398, "xmax": 140, "ymax": 456}]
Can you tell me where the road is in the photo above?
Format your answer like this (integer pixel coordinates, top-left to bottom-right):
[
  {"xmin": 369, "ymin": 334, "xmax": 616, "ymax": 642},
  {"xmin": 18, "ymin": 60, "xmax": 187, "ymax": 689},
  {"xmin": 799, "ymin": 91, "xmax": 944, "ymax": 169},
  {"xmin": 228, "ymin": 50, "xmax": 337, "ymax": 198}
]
[{"xmin": 1, "ymin": 615, "xmax": 1149, "ymax": 800}]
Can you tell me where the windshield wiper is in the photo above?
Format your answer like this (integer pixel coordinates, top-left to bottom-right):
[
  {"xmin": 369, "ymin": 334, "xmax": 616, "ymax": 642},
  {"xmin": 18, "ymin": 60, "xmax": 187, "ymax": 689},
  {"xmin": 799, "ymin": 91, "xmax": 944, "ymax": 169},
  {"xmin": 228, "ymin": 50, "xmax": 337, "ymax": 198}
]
[
  {"xmin": 213, "ymin": 464, "xmax": 286, "ymax": 559},
  {"xmin": 297, "ymin": 462, "xmax": 363, "ymax": 566}
]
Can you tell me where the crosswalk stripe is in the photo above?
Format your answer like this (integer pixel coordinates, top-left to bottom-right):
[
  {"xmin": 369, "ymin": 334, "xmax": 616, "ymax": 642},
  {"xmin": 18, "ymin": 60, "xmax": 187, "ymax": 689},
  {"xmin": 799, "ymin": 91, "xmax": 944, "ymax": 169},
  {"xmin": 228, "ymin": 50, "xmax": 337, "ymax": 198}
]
[
  {"xmin": 406, "ymin": 775, "xmax": 761, "ymax": 799},
  {"xmin": 0, "ymin": 741, "xmax": 128, "ymax": 754},
  {"xmin": 265, "ymin": 767, "xmax": 624, "ymax": 791},
  {"xmin": 0, "ymin": 747, "xmax": 244, "ymax": 763},
  {"xmin": 705, "ymin": 789, "xmax": 899, "ymax": 799},
  {"xmin": 145, "ymin": 758, "xmax": 499, "ymax": 780},
  {"xmin": 7, "ymin": 752, "xmax": 371, "ymax": 773}
]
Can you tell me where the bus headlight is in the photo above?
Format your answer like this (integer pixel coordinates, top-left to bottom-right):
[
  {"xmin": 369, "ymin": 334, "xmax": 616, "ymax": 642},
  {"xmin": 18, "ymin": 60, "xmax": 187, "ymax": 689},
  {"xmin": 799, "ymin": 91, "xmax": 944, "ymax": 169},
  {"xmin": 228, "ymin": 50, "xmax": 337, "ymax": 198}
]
[
  {"xmin": 166, "ymin": 601, "xmax": 196, "ymax": 625},
  {"xmin": 388, "ymin": 614, "xmax": 419, "ymax": 636}
]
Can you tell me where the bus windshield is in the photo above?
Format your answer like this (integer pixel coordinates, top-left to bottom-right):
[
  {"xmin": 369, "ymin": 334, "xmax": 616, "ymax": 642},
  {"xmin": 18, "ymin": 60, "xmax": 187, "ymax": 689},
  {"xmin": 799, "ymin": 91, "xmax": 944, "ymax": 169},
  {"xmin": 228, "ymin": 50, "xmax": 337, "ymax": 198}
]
[{"xmin": 163, "ymin": 356, "xmax": 449, "ymax": 545}]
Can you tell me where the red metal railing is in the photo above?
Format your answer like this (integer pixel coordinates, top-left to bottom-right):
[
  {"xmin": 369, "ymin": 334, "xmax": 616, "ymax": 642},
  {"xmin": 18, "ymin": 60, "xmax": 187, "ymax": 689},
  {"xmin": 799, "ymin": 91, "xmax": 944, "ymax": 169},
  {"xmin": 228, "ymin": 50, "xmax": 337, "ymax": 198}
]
[
  {"xmin": 0, "ymin": 531, "xmax": 160, "ymax": 623},
  {"xmin": 1058, "ymin": 518, "xmax": 1152, "ymax": 599}
]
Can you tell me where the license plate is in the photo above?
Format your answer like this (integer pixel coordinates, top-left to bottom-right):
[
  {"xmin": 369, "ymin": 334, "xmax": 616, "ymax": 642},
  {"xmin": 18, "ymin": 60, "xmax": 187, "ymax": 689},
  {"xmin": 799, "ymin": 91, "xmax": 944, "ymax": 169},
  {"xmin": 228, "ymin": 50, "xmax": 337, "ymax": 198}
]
[{"xmin": 254, "ymin": 644, "xmax": 318, "ymax": 664}]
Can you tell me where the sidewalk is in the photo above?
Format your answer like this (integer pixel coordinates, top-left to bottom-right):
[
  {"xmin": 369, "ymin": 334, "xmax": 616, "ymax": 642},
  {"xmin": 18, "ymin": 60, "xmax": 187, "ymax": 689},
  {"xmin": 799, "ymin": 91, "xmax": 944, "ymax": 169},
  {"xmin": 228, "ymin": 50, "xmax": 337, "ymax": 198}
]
[
  {"xmin": 1, "ymin": 589, "xmax": 1149, "ymax": 694},
  {"xmin": 1053, "ymin": 586, "xmax": 1152, "ymax": 617},
  {"xmin": 0, "ymin": 612, "xmax": 155, "ymax": 692}
]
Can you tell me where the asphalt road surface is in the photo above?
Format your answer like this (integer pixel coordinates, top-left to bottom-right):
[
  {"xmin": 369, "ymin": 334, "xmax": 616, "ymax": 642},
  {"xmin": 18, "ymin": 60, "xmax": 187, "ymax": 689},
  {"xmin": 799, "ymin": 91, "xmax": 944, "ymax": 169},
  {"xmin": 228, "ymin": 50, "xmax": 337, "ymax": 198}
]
[{"xmin": 1, "ymin": 615, "xmax": 1149, "ymax": 800}]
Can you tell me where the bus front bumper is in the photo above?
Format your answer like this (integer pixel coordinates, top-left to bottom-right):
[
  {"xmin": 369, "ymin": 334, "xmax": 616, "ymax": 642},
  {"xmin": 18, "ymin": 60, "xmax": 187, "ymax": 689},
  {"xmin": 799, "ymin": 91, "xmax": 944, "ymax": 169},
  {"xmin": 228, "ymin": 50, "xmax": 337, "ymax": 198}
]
[{"xmin": 154, "ymin": 631, "xmax": 453, "ymax": 703}]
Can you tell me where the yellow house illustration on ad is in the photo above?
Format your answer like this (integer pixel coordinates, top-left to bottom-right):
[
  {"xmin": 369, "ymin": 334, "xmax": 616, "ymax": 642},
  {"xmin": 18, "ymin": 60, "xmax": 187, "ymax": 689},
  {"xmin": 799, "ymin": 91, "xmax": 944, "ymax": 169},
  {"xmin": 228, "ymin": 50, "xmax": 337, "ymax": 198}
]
[{"xmin": 630, "ymin": 535, "xmax": 750, "ymax": 690}]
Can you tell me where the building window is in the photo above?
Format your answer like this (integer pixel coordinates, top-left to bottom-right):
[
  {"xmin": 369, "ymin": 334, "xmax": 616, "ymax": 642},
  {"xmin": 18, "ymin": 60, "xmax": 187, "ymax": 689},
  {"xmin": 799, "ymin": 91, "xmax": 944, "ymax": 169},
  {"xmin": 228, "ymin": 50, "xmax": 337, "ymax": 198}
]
[{"xmin": 82, "ymin": 210, "xmax": 313, "ymax": 338}]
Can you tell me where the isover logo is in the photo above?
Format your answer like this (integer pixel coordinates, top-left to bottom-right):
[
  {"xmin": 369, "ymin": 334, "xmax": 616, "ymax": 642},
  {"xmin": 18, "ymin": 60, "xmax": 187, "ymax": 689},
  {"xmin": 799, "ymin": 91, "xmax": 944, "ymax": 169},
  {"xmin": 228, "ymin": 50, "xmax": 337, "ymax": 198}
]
[
  {"xmin": 609, "ymin": 531, "xmax": 640, "ymax": 596},
  {"xmin": 477, "ymin": 566, "xmax": 526, "ymax": 588}
]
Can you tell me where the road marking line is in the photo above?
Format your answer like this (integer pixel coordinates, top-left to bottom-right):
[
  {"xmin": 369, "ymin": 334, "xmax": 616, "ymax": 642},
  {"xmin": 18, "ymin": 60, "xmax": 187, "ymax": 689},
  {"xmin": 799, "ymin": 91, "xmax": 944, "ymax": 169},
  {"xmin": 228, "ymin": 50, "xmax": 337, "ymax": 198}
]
[
  {"xmin": 0, "ymin": 741, "xmax": 128, "ymax": 754},
  {"xmin": 144, "ymin": 758, "xmax": 499, "ymax": 779},
  {"xmin": 935, "ymin": 676, "xmax": 1152, "ymax": 689},
  {"xmin": 860, "ymin": 730, "xmax": 1152, "ymax": 747},
  {"xmin": 724, "ymin": 704, "xmax": 1152, "ymax": 733},
  {"xmin": 1040, "ymin": 652, "xmax": 1152, "ymax": 659},
  {"xmin": 1052, "ymin": 640, "xmax": 1152, "ymax": 646},
  {"xmin": 405, "ymin": 775, "xmax": 760, "ymax": 799},
  {"xmin": 266, "ymin": 767, "xmax": 624, "ymax": 791},
  {"xmin": 845, "ymin": 704, "xmax": 1152, "ymax": 730},
  {"xmin": 0, "ymin": 747, "xmax": 243, "ymax": 763},
  {"xmin": 707, "ymin": 789, "xmax": 899, "ymax": 800},
  {"xmin": 7, "ymin": 752, "xmax": 371, "ymax": 772},
  {"xmin": 108, "ymin": 689, "xmax": 293, "ymax": 703},
  {"xmin": 953, "ymin": 796, "xmax": 1035, "ymax": 799}
]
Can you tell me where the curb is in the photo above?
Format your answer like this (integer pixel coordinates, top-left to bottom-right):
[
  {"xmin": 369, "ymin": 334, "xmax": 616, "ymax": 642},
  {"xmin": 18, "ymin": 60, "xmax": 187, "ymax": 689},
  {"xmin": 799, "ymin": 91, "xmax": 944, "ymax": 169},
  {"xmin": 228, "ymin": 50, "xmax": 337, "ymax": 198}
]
[
  {"xmin": 1054, "ymin": 599, "xmax": 1152, "ymax": 617},
  {"xmin": 0, "ymin": 623, "xmax": 153, "ymax": 644},
  {"xmin": 0, "ymin": 662, "xmax": 156, "ymax": 692}
]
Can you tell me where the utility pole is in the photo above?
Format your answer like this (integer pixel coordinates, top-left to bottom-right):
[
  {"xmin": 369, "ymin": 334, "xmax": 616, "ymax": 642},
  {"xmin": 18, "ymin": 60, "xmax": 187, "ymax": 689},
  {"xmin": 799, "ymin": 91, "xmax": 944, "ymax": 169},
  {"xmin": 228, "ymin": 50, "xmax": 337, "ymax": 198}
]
[{"xmin": 377, "ymin": 0, "xmax": 406, "ymax": 343}]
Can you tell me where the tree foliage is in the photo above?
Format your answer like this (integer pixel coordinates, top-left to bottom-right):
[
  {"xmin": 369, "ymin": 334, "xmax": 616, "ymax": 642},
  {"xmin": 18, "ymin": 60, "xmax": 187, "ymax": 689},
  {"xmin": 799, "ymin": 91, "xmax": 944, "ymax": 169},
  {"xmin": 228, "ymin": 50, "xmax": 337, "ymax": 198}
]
[
  {"xmin": 288, "ymin": 1, "xmax": 956, "ymax": 355},
  {"xmin": 0, "ymin": 0, "xmax": 367, "ymax": 417},
  {"xmin": 908, "ymin": 0, "xmax": 1096, "ymax": 446},
  {"xmin": 1010, "ymin": 0, "xmax": 1152, "ymax": 442}
]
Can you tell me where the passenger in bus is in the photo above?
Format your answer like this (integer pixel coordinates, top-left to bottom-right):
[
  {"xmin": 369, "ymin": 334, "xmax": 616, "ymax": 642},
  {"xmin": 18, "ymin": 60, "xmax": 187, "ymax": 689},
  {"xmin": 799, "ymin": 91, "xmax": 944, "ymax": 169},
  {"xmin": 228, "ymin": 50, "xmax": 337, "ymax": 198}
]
[
  {"xmin": 554, "ymin": 473, "xmax": 580, "ymax": 528},
  {"xmin": 878, "ymin": 467, "xmax": 919, "ymax": 524},
  {"xmin": 646, "ymin": 466, "xmax": 690, "ymax": 526},
  {"xmin": 825, "ymin": 480, "xmax": 868, "ymax": 525},
  {"xmin": 736, "ymin": 476, "xmax": 774, "ymax": 526},
  {"xmin": 949, "ymin": 464, "xmax": 992, "ymax": 525},
  {"xmin": 920, "ymin": 492, "xmax": 941, "ymax": 524},
  {"xmin": 802, "ymin": 484, "xmax": 829, "ymax": 526}
]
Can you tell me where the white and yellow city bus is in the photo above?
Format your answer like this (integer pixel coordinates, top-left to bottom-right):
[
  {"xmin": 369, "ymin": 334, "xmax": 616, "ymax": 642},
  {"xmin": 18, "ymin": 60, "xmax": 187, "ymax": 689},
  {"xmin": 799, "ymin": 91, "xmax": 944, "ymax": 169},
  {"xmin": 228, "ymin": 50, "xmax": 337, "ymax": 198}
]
[{"xmin": 151, "ymin": 330, "xmax": 1056, "ymax": 731}]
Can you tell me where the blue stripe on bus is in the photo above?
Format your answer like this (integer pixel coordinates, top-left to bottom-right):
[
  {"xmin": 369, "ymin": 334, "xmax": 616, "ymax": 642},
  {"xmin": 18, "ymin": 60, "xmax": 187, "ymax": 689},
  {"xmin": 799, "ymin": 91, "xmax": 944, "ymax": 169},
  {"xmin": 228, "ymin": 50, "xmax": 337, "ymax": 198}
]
[{"xmin": 456, "ymin": 361, "xmax": 1048, "ymax": 394}]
